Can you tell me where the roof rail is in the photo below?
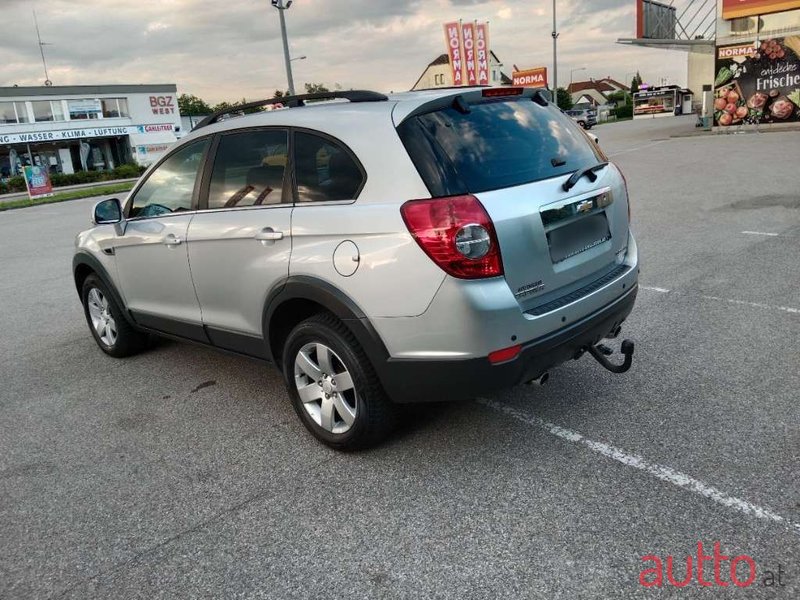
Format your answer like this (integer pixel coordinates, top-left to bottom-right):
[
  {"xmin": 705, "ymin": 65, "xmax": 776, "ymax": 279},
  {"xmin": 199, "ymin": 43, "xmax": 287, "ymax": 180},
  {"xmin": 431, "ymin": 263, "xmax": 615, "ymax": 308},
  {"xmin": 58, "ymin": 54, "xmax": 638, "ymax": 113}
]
[{"xmin": 192, "ymin": 90, "xmax": 389, "ymax": 130}]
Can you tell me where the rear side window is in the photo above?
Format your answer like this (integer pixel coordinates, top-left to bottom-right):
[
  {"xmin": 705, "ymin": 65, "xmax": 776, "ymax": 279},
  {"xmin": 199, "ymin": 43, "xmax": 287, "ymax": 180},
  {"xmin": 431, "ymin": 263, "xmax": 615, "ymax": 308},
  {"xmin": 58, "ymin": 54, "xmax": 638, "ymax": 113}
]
[
  {"xmin": 398, "ymin": 98, "xmax": 601, "ymax": 195},
  {"xmin": 294, "ymin": 132, "xmax": 364, "ymax": 203},
  {"xmin": 208, "ymin": 129, "xmax": 288, "ymax": 209}
]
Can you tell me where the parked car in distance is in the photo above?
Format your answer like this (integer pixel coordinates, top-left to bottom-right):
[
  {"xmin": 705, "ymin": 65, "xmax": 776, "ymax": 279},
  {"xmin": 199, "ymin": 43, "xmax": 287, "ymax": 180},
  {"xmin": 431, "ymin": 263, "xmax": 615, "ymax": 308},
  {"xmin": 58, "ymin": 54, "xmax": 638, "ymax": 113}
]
[
  {"xmin": 73, "ymin": 87, "xmax": 637, "ymax": 449},
  {"xmin": 566, "ymin": 107, "xmax": 598, "ymax": 129}
]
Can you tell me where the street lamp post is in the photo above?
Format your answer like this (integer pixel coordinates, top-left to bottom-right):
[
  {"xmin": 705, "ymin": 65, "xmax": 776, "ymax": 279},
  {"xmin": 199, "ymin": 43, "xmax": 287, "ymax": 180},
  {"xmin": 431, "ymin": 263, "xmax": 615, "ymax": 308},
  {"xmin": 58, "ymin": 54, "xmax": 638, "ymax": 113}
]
[
  {"xmin": 570, "ymin": 67, "xmax": 586, "ymax": 85},
  {"xmin": 551, "ymin": 0, "xmax": 558, "ymax": 92},
  {"xmin": 271, "ymin": 0, "xmax": 296, "ymax": 96}
]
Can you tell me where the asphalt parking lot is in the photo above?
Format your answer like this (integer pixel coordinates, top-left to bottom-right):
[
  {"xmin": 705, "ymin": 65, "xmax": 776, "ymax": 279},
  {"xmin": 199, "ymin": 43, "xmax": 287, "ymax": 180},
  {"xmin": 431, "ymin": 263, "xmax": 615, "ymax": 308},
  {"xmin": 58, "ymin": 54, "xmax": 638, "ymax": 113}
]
[{"xmin": 1, "ymin": 117, "xmax": 799, "ymax": 599}]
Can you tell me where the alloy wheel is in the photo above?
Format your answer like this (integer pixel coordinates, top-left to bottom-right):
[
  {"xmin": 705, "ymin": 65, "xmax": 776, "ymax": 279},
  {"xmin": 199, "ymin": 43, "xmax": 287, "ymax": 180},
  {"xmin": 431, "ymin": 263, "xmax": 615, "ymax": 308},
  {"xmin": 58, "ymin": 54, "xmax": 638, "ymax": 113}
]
[
  {"xmin": 87, "ymin": 288, "xmax": 117, "ymax": 347},
  {"xmin": 293, "ymin": 342, "xmax": 357, "ymax": 434}
]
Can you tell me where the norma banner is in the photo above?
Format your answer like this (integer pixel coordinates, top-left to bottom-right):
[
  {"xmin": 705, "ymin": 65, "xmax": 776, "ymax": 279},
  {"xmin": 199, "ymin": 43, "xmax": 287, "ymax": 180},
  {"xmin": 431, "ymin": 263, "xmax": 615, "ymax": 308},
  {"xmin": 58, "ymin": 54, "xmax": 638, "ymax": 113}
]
[
  {"xmin": 443, "ymin": 22, "xmax": 465, "ymax": 86},
  {"xmin": 461, "ymin": 22, "xmax": 478, "ymax": 86},
  {"xmin": 512, "ymin": 67, "xmax": 548, "ymax": 88},
  {"xmin": 713, "ymin": 36, "xmax": 800, "ymax": 126},
  {"xmin": 23, "ymin": 165, "xmax": 53, "ymax": 199},
  {"xmin": 721, "ymin": 0, "xmax": 800, "ymax": 19},
  {"xmin": 443, "ymin": 21, "xmax": 490, "ymax": 87},
  {"xmin": 475, "ymin": 22, "xmax": 490, "ymax": 86}
]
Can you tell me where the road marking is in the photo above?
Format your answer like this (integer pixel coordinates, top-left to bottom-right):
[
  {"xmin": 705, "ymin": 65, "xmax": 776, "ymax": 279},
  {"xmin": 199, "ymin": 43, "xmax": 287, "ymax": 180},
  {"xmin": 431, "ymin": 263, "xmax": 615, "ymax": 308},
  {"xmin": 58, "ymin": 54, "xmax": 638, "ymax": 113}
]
[
  {"xmin": 478, "ymin": 398, "xmax": 800, "ymax": 536},
  {"xmin": 742, "ymin": 231, "xmax": 779, "ymax": 237},
  {"xmin": 701, "ymin": 295, "xmax": 800, "ymax": 315},
  {"xmin": 608, "ymin": 140, "xmax": 668, "ymax": 157},
  {"xmin": 640, "ymin": 286, "xmax": 799, "ymax": 315}
]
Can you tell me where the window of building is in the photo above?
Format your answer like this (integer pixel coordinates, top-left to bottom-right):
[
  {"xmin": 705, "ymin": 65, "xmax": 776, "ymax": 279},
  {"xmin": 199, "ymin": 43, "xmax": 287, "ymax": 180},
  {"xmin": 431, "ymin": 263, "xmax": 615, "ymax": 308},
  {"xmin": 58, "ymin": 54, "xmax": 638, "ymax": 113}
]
[
  {"xmin": 31, "ymin": 100, "xmax": 64, "ymax": 122},
  {"xmin": 68, "ymin": 98, "xmax": 102, "ymax": 120},
  {"xmin": 294, "ymin": 132, "xmax": 364, "ymax": 203},
  {"xmin": 0, "ymin": 102, "xmax": 17, "ymax": 124},
  {"xmin": 207, "ymin": 129, "xmax": 288, "ymax": 209},
  {"xmin": 102, "ymin": 98, "xmax": 130, "ymax": 118},
  {"xmin": 129, "ymin": 139, "xmax": 209, "ymax": 218}
]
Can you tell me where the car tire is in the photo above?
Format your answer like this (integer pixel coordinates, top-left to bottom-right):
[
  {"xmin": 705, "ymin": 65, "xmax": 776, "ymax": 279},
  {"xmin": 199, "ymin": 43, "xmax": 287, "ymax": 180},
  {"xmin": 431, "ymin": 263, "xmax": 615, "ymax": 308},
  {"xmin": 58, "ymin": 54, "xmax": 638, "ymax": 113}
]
[
  {"xmin": 283, "ymin": 312, "xmax": 397, "ymax": 450},
  {"xmin": 585, "ymin": 124, "xmax": 593, "ymax": 130},
  {"xmin": 81, "ymin": 274, "xmax": 148, "ymax": 358},
  {"xmin": 577, "ymin": 120, "xmax": 586, "ymax": 128}
]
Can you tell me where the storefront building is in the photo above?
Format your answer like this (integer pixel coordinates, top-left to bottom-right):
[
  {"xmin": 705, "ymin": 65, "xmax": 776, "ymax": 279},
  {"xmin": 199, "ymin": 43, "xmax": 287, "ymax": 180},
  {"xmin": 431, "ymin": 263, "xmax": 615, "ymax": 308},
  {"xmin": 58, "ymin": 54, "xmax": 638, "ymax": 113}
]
[
  {"xmin": 633, "ymin": 85, "xmax": 694, "ymax": 117},
  {"xmin": 0, "ymin": 84, "xmax": 181, "ymax": 178}
]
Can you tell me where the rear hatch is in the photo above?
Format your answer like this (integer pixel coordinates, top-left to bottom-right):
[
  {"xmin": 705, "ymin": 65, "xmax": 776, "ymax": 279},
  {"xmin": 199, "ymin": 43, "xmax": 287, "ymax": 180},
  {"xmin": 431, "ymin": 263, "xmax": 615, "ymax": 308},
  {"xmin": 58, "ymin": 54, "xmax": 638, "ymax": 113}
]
[{"xmin": 396, "ymin": 89, "xmax": 630, "ymax": 312}]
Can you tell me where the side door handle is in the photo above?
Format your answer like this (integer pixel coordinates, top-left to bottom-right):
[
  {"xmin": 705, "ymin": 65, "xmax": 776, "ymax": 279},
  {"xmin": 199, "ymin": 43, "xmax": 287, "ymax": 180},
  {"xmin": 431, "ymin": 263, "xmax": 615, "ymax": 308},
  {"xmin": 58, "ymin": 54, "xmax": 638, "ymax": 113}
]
[
  {"xmin": 162, "ymin": 234, "xmax": 183, "ymax": 246},
  {"xmin": 254, "ymin": 227, "xmax": 284, "ymax": 242}
]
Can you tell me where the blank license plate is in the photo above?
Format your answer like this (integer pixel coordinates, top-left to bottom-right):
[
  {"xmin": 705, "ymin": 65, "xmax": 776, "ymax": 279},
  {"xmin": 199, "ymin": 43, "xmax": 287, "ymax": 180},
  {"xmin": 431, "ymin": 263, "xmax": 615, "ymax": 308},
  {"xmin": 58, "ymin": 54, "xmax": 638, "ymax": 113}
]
[{"xmin": 547, "ymin": 213, "xmax": 611, "ymax": 263}]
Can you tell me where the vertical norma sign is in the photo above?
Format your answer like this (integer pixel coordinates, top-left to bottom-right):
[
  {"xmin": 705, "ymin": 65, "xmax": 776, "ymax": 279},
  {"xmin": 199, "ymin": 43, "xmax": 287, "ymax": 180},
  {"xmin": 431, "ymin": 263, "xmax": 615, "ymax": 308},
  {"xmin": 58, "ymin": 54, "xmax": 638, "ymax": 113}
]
[
  {"xmin": 443, "ymin": 21, "xmax": 465, "ymax": 86},
  {"xmin": 476, "ymin": 22, "xmax": 490, "ymax": 86},
  {"xmin": 462, "ymin": 22, "xmax": 478, "ymax": 86}
]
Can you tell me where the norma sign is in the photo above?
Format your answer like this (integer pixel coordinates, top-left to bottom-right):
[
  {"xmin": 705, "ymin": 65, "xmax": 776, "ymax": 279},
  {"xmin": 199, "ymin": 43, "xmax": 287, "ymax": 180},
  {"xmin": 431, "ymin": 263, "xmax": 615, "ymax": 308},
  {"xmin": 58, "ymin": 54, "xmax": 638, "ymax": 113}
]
[
  {"xmin": 722, "ymin": 0, "xmax": 800, "ymax": 19},
  {"xmin": 512, "ymin": 67, "xmax": 548, "ymax": 88},
  {"xmin": 23, "ymin": 165, "xmax": 53, "ymax": 199},
  {"xmin": 443, "ymin": 21, "xmax": 491, "ymax": 87}
]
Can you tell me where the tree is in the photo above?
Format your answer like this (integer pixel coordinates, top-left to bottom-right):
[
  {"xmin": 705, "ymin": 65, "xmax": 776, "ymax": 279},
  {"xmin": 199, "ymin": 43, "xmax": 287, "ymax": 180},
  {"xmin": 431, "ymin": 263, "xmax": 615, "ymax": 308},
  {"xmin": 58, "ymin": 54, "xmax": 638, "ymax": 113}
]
[
  {"xmin": 556, "ymin": 87, "xmax": 573, "ymax": 110},
  {"xmin": 630, "ymin": 71, "xmax": 643, "ymax": 94},
  {"xmin": 606, "ymin": 90, "xmax": 631, "ymax": 107},
  {"xmin": 304, "ymin": 82, "xmax": 330, "ymax": 94},
  {"xmin": 212, "ymin": 100, "xmax": 235, "ymax": 113},
  {"xmin": 178, "ymin": 94, "xmax": 212, "ymax": 116}
]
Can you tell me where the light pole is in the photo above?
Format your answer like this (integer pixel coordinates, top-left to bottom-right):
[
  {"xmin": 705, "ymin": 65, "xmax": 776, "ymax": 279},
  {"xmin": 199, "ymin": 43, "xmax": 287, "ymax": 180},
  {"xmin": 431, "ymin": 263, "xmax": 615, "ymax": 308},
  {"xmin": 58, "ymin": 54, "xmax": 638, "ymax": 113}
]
[
  {"xmin": 570, "ymin": 67, "xmax": 586, "ymax": 85},
  {"xmin": 551, "ymin": 0, "xmax": 558, "ymax": 92},
  {"xmin": 271, "ymin": 0, "xmax": 295, "ymax": 96}
]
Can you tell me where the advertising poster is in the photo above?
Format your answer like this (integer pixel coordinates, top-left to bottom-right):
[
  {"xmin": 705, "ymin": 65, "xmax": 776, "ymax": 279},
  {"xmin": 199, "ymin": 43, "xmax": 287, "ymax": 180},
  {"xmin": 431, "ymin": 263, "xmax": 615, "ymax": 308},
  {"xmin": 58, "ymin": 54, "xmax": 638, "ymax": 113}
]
[
  {"xmin": 721, "ymin": 0, "xmax": 800, "ymax": 19},
  {"xmin": 714, "ymin": 36, "xmax": 800, "ymax": 126},
  {"xmin": 23, "ymin": 165, "xmax": 53, "ymax": 199}
]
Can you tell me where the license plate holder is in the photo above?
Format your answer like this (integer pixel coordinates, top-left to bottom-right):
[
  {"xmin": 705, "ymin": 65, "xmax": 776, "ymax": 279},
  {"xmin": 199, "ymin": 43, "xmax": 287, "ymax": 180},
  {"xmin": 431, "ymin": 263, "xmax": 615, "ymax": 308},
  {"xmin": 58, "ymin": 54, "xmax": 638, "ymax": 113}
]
[{"xmin": 547, "ymin": 212, "xmax": 611, "ymax": 263}]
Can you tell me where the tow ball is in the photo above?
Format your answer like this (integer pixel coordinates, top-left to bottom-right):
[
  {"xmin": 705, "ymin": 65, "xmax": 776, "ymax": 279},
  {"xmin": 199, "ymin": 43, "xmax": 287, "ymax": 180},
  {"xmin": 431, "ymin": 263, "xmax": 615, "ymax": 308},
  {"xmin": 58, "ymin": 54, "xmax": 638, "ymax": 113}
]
[{"xmin": 586, "ymin": 339, "xmax": 635, "ymax": 374}]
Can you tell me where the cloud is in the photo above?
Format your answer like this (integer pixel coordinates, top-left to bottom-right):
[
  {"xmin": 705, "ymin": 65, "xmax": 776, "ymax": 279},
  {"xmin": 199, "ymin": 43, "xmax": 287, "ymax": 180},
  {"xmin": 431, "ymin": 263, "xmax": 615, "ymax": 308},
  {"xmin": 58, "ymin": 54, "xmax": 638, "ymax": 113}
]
[{"xmin": 1, "ymin": 0, "xmax": 690, "ymax": 102}]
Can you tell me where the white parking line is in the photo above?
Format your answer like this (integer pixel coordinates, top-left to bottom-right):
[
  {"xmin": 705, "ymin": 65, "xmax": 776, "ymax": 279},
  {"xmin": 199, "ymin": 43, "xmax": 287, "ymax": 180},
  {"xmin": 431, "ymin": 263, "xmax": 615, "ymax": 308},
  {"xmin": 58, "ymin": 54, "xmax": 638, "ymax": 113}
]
[
  {"xmin": 478, "ymin": 398, "xmax": 800, "ymax": 536},
  {"xmin": 701, "ymin": 295, "xmax": 800, "ymax": 315},
  {"xmin": 607, "ymin": 140, "xmax": 668, "ymax": 157},
  {"xmin": 742, "ymin": 231, "xmax": 779, "ymax": 237},
  {"xmin": 639, "ymin": 285, "xmax": 670, "ymax": 293}
]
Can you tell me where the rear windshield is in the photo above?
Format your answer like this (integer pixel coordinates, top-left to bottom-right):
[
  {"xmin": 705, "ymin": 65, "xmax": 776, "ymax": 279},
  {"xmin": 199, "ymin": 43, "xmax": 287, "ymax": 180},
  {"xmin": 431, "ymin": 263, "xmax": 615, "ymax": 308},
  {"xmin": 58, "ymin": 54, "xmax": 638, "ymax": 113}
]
[{"xmin": 398, "ymin": 98, "xmax": 602, "ymax": 195}]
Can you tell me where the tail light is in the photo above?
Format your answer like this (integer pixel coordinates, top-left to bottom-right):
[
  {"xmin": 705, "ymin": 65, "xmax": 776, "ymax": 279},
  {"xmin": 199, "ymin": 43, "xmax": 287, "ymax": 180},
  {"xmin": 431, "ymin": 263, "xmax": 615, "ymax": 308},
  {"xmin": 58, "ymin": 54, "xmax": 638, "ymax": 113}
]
[{"xmin": 400, "ymin": 194, "xmax": 503, "ymax": 279}]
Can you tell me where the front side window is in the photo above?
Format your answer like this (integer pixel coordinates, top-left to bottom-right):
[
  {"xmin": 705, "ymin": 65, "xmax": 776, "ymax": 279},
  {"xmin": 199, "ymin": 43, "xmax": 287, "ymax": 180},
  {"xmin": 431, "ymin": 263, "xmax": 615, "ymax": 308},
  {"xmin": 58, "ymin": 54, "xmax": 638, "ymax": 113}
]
[
  {"xmin": 294, "ymin": 132, "xmax": 364, "ymax": 203},
  {"xmin": 129, "ymin": 138, "xmax": 209, "ymax": 218},
  {"xmin": 207, "ymin": 129, "xmax": 288, "ymax": 209}
]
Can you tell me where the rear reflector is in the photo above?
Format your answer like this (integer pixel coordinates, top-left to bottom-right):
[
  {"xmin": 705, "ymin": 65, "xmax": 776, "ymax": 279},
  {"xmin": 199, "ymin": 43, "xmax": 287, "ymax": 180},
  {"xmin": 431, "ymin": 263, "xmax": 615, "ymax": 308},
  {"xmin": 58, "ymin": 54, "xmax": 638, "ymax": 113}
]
[
  {"xmin": 482, "ymin": 87, "xmax": 524, "ymax": 97},
  {"xmin": 488, "ymin": 344, "xmax": 522, "ymax": 364}
]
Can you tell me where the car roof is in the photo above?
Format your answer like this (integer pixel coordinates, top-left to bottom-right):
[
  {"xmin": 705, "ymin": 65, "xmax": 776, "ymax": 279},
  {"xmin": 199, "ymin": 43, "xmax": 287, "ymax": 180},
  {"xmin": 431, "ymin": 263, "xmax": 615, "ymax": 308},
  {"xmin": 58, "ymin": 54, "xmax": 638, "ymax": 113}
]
[{"xmin": 179, "ymin": 86, "xmax": 539, "ymax": 144}]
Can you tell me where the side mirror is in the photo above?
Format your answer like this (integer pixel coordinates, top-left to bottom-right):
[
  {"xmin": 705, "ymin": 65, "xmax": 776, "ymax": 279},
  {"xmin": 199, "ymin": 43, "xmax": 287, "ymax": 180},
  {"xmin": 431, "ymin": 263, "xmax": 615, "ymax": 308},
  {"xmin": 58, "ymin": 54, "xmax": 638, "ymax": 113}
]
[{"xmin": 92, "ymin": 197, "xmax": 123, "ymax": 225}]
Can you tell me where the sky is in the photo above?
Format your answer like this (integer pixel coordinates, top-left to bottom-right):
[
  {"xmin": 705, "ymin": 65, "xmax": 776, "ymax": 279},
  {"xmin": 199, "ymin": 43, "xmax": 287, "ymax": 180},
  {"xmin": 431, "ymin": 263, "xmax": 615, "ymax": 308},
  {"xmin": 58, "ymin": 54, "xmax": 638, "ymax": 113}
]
[{"xmin": 1, "ymin": 0, "xmax": 689, "ymax": 103}]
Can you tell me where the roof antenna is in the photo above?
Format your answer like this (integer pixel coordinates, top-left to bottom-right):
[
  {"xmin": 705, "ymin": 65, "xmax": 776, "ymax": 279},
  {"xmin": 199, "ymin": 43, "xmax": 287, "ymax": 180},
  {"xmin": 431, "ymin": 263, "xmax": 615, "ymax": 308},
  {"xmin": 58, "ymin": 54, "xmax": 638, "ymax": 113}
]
[{"xmin": 32, "ymin": 4, "xmax": 52, "ymax": 86}]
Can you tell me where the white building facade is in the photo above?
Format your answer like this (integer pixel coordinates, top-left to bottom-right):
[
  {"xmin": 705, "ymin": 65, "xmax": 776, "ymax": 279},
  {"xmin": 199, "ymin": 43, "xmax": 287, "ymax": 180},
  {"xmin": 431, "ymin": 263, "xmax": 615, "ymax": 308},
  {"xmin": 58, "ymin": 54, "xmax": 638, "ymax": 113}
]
[{"xmin": 0, "ymin": 84, "xmax": 182, "ymax": 178}]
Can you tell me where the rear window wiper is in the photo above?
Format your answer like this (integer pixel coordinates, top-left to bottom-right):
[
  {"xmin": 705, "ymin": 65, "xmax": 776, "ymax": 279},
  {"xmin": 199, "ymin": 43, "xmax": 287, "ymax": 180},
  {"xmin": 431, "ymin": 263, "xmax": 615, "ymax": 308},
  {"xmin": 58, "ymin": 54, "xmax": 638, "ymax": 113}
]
[{"xmin": 562, "ymin": 161, "xmax": 609, "ymax": 192}]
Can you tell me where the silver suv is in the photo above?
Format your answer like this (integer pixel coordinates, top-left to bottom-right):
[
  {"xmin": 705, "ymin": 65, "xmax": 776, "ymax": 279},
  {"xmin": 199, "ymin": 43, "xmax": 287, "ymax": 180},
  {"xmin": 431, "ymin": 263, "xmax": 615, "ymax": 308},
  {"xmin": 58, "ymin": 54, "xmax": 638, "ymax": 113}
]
[{"xmin": 74, "ymin": 88, "xmax": 638, "ymax": 449}]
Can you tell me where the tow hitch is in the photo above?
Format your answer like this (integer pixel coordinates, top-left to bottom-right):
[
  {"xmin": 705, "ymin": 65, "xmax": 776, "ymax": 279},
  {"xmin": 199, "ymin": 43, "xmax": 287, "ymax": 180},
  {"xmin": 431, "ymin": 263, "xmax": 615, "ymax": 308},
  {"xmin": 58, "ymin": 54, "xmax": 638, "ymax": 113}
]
[{"xmin": 586, "ymin": 339, "xmax": 635, "ymax": 374}]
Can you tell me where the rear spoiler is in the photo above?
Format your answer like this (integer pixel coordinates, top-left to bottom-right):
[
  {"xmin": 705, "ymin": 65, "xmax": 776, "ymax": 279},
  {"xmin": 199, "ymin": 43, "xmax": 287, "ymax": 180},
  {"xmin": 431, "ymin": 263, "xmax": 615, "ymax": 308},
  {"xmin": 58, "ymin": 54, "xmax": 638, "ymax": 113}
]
[{"xmin": 393, "ymin": 87, "xmax": 552, "ymax": 125}]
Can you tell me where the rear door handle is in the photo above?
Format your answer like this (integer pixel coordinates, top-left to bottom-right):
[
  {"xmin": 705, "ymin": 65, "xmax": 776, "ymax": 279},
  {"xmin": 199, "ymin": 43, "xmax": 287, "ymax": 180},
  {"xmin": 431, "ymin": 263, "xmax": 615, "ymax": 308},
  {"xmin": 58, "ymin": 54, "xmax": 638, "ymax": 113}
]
[
  {"xmin": 254, "ymin": 228, "xmax": 284, "ymax": 242},
  {"xmin": 162, "ymin": 234, "xmax": 182, "ymax": 246}
]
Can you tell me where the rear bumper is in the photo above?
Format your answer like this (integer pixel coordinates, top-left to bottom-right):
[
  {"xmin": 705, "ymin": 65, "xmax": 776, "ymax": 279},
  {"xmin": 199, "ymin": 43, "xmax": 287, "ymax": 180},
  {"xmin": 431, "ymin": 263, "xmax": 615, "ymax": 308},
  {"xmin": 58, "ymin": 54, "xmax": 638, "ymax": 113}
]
[{"xmin": 378, "ymin": 285, "xmax": 637, "ymax": 403}]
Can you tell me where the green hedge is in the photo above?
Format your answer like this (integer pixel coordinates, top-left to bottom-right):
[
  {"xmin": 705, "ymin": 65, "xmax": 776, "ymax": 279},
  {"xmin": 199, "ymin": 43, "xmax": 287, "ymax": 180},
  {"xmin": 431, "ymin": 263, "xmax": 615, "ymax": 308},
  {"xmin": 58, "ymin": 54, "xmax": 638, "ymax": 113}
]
[
  {"xmin": 0, "ymin": 163, "xmax": 145, "ymax": 194},
  {"xmin": 612, "ymin": 104, "xmax": 633, "ymax": 119}
]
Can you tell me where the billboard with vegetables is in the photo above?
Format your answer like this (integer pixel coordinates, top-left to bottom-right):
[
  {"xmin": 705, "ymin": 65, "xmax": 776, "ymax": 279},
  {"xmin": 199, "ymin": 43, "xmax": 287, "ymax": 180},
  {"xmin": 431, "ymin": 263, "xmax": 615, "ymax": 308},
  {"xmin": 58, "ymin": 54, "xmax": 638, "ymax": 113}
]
[{"xmin": 713, "ymin": 37, "xmax": 800, "ymax": 127}]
